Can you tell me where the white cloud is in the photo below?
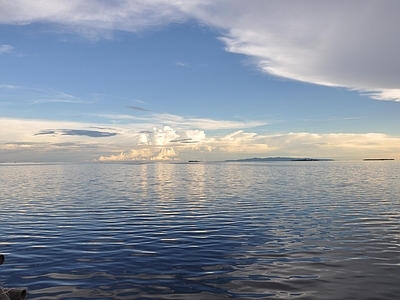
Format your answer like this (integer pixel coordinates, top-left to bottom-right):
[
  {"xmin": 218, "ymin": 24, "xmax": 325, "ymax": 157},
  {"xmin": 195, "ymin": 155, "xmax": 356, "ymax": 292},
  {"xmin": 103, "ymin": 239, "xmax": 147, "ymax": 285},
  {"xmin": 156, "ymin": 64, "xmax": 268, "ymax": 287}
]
[
  {"xmin": 97, "ymin": 147, "xmax": 177, "ymax": 161},
  {"xmin": 148, "ymin": 113, "xmax": 266, "ymax": 131},
  {"xmin": 189, "ymin": 1, "xmax": 400, "ymax": 101},
  {"xmin": 32, "ymin": 91, "xmax": 91, "ymax": 104},
  {"xmin": 95, "ymin": 112, "xmax": 266, "ymax": 131},
  {"xmin": 0, "ymin": 0, "xmax": 187, "ymax": 39},
  {"xmin": 0, "ymin": 84, "xmax": 21, "ymax": 89},
  {"xmin": 0, "ymin": 84, "xmax": 96, "ymax": 105},
  {"xmin": 138, "ymin": 126, "xmax": 179, "ymax": 146},
  {"xmin": 2, "ymin": 0, "xmax": 399, "ymax": 101},
  {"xmin": 0, "ymin": 44, "xmax": 13, "ymax": 54},
  {"xmin": 181, "ymin": 129, "xmax": 206, "ymax": 141},
  {"xmin": 175, "ymin": 61, "xmax": 190, "ymax": 67},
  {"xmin": 359, "ymin": 89, "xmax": 400, "ymax": 102}
]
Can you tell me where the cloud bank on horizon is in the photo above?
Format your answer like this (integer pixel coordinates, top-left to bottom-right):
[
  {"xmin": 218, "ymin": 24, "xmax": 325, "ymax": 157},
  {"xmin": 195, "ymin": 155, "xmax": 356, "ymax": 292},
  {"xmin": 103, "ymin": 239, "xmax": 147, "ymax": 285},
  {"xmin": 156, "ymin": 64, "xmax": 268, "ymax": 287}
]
[
  {"xmin": 2, "ymin": 116, "xmax": 400, "ymax": 162},
  {"xmin": 1, "ymin": 0, "xmax": 399, "ymax": 101}
]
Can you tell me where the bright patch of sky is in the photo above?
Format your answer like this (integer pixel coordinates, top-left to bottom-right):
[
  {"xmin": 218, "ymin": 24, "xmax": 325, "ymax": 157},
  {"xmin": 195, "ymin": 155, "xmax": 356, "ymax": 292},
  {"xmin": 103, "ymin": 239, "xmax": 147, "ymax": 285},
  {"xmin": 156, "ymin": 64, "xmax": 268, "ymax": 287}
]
[{"xmin": 1, "ymin": 0, "xmax": 399, "ymax": 162}]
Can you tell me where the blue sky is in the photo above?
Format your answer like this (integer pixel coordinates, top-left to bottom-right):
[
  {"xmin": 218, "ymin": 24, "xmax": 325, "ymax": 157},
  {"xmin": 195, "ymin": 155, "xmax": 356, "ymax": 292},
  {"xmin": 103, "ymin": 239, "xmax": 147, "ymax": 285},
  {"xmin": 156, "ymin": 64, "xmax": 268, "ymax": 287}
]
[{"xmin": 1, "ymin": 0, "xmax": 399, "ymax": 162}]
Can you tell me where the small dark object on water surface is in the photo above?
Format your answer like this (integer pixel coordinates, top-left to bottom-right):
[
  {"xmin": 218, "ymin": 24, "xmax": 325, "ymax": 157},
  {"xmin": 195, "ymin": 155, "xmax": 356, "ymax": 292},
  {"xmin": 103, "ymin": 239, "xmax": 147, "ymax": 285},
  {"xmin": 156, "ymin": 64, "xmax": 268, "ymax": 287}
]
[{"xmin": 0, "ymin": 254, "xmax": 27, "ymax": 300}]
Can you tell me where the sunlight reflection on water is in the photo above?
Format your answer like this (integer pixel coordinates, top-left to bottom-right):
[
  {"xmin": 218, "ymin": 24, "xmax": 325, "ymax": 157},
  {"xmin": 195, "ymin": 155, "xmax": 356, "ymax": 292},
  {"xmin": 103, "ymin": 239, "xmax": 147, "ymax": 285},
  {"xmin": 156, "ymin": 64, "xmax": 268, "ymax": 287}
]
[{"xmin": 0, "ymin": 161, "xmax": 399, "ymax": 299}]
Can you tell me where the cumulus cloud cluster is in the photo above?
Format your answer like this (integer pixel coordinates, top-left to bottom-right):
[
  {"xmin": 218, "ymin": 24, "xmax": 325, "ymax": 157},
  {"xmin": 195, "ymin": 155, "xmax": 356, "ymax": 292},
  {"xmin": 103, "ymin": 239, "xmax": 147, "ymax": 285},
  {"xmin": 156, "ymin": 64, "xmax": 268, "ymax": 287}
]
[
  {"xmin": 1, "ymin": 0, "xmax": 399, "ymax": 101},
  {"xmin": 99, "ymin": 126, "xmax": 207, "ymax": 161},
  {"xmin": 98, "ymin": 147, "xmax": 178, "ymax": 162}
]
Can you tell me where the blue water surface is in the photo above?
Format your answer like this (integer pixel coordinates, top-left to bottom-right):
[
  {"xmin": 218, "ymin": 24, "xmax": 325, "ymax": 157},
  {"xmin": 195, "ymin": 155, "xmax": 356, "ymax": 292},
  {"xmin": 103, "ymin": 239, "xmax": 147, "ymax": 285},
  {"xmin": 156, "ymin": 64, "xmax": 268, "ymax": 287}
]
[{"xmin": 1, "ymin": 161, "xmax": 399, "ymax": 299}]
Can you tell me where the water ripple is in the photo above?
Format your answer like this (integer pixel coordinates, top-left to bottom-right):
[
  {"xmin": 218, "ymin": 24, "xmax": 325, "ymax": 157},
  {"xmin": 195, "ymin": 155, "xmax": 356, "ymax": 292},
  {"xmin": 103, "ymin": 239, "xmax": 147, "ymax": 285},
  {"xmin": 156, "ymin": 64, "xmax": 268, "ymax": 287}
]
[{"xmin": 1, "ymin": 162, "xmax": 399, "ymax": 299}]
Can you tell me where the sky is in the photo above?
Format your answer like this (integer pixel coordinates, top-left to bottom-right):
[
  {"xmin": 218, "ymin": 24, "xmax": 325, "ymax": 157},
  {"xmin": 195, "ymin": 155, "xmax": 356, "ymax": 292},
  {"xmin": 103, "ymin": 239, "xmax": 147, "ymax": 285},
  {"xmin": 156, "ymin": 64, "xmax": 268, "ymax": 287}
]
[{"xmin": 1, "ymin": 0, "xmax": 400, "ymax": 162}]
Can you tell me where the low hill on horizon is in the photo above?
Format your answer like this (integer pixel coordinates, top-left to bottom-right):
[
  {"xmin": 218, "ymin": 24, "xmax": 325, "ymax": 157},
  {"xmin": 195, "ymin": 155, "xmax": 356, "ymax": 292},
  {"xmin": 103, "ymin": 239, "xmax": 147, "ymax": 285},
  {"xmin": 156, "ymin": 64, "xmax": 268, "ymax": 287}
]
[{"xmin": 225, "ymin": 157, "xmax": 334, "ymax": 162}]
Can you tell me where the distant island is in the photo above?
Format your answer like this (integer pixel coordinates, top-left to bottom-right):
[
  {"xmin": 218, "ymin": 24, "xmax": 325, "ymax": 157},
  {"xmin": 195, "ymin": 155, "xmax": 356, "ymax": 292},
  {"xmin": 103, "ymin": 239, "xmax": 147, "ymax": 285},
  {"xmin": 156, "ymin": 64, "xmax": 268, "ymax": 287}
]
[
  {"xmin": 363, "ymin": 158, "xmax": 395, "ymax": 161},
  {"xmin": 225, "ymin": 157, "xmax": 334, "ymax": 162}
]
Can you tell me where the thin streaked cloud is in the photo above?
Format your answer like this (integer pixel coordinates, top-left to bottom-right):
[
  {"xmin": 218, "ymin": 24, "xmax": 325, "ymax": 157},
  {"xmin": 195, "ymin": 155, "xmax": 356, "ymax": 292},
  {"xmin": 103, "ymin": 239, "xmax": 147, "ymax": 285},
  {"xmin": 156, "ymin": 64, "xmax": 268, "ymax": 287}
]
[
  {"xmin": 125, "ymin": 105, "xmax": 150, "ymax": 112},
  {"xmin": 0, "ymin": 84, "xmax": 21, "ymax": 89},
  {"xmin": 175, "ymin": 61, "xmax": 190, "ymax": 67},
  {"xmin": 94, "ymin": 112, "xmax": 266, "ymax": 131},
  {"xmin": 35, "ymin": 129, "xmax": 117, "ymax": 138},
  {"xmin": 0, "ymin": 84, "xmax": 95, "ymax": 105},
  {"xmin": 0, "ymin": 44, "xmax": 13, "ymax": 54}
]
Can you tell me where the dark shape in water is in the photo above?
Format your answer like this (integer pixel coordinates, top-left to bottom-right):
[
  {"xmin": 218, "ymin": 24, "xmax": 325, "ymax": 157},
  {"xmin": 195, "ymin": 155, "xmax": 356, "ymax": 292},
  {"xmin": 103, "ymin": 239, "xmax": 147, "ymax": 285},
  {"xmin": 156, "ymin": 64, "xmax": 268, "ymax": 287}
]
[{"xmin": 0, "ymin": 255, "xmax": 27, "ymax": 300}]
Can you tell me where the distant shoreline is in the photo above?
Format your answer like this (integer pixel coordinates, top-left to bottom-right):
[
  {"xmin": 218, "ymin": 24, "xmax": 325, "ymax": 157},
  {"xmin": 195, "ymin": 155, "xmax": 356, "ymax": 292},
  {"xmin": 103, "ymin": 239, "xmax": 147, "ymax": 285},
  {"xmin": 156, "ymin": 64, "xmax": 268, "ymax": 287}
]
[
  {"xmin": 225, "ymin": 157, "xmax": 334, "ymax": 162},
  {"xmin": 363, "ymin": 158, "xmax": 395, "ymax": 161}
]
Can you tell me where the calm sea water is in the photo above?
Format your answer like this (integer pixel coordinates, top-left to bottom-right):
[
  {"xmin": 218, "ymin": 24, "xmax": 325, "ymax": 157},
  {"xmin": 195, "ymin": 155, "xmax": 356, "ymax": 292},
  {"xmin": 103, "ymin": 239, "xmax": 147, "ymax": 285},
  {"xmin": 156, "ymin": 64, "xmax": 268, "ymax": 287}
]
[{"xmin": 0, "ymin": 161, "xmax": 399, "ymax": 299}]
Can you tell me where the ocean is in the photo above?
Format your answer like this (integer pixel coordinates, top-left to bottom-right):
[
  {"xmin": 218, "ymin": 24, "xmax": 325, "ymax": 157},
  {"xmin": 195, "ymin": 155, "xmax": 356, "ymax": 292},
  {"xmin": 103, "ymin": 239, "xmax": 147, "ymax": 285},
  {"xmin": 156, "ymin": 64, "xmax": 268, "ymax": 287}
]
[{"xmin": 0, "ymin": 161, "xmax": 399, "ymax": 299}]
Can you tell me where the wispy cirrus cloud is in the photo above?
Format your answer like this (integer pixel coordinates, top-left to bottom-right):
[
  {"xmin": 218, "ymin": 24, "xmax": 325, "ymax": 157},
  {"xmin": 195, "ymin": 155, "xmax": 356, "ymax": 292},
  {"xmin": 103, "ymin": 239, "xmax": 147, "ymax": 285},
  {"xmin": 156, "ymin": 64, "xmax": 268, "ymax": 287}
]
[
  {"xmin": 95, "ymin": 112, "xmax": 266, "ymax": 131},
  {"xmin": 0, "ymin": 44, "xmax": 13, "ymax": 54},
  {"xmin": 0, "ymin": 0, "xmax": 187, "ymax": 40},
  {"xmin": 126, "ymin": 105, "xmax": 150, "ymax": 112},
  {"xmin": 0, "ymin": 84, "xmax": 95, "ymax": 105},
  {"xmin": 2, "ymin": 0, "xmax": 398, "ymax": 101},
  {"xmin": 0, "ymin": 84, "xmax": 21, "ymax": 89},
  {"xmin": 175, "ymin": 61, "xmax": 190, "ymax": 67},
  {"xmin": 32, "ymin": 92, "xmax": 93, "ymax": 104},
  {"xmin": 149, "ymin": 113, "xmax": 266, "ymax": 131}
]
